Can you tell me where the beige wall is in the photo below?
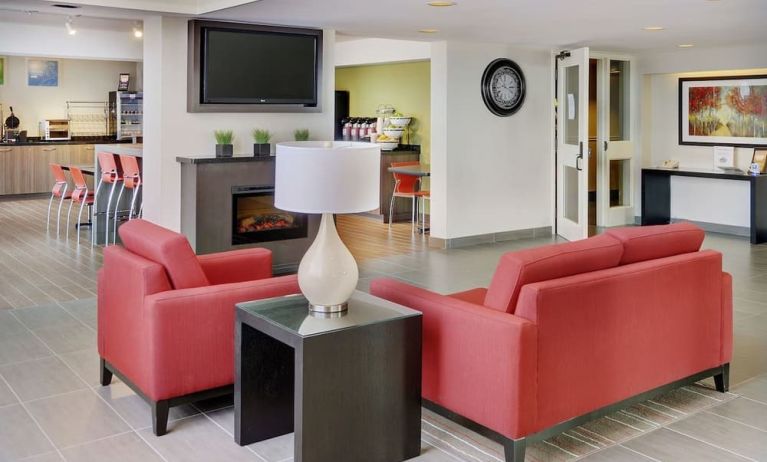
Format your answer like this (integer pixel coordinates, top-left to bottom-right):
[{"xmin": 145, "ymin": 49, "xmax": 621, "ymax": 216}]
[{"xmin": 0, "ymin": 56, "xmax": 138, "ymax": 135}]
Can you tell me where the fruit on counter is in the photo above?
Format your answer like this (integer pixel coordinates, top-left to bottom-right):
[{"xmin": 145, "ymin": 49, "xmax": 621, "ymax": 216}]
[{"xmin": 377, "ymin": 134, "xmax": 396, "ymax": 142}]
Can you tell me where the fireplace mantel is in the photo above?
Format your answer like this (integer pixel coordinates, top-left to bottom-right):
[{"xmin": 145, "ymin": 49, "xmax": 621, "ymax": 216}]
[{"xmin": 177, "ymin": 155, "xmax": 319, "ymax": 274}]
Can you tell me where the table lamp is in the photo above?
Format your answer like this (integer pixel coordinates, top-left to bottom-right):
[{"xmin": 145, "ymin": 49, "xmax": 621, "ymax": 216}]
[{"xmin": 275, "ymin": 141, "xmax": 381, "ymax": 313}]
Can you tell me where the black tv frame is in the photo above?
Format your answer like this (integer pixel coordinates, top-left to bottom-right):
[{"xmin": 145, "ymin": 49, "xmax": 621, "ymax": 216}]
[{"xmin": 187, "ymin": 20, "xmax": 323, "ymax": 113}]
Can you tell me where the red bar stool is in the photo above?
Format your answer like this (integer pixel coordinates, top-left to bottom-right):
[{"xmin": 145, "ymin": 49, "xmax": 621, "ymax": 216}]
[
  {"xmin": 66, "ymin": 166, "xmax": 95, "ymax": 245},
  {"xmin": 47, "ymin": 163, "xmax": 70, "ymax": 237},
  {"xmin": 389, "ymin": 161, "xmax": 423, "ymax": 233},
  {"xmin": 94, "ymin": 152, "xmax": 123, "ymax": 246},
  {"xmin": 112, "ymin": 155, "xmax": 142, "ymax": 244}
]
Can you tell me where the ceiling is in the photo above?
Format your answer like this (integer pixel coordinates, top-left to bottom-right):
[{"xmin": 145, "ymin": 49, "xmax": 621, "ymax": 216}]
[
  {"xmin": 207, "ymin": 0, "xmax": 767, "ymax": 52},
  {"xmin": 1, "ymin": 0, "xmax": 765, "ymax": 52}
]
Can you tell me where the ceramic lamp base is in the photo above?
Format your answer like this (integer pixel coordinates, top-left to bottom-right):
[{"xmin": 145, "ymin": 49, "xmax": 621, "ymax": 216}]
[{"xmin": 298, "ymin": 213, "xmax": 358, "ymax": 312}]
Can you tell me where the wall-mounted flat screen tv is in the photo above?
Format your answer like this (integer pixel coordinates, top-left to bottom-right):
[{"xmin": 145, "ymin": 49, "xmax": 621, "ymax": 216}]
[{"xmin": 188, "ymin": 20, "xmax": 322, "ymax": 112}]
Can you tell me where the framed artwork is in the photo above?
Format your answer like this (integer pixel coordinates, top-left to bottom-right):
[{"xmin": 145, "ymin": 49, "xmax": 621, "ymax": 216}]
[
  {"xmin": 27, "ymin": 59, "xmax": 59, "ymax": 87},
  {"xmin": 0, "ymin": 57, "xmax": 5, "ymax": 85},
  {"xmin": 679, "ymin": 75, "xmax": 767, "ymax": 147}
]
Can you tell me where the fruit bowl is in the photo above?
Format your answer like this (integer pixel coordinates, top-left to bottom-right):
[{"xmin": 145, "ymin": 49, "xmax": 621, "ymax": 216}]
[
  {"xmin": 383, "ymin": 127, "xmax": 405, "ymax": 139},
  {"xmin": 376, "ymin": 141, "xmax": 399, "ymax": 151},
  {"xmin": 388, "ymin": 117, "xmax": 411, "ymax": 127}
]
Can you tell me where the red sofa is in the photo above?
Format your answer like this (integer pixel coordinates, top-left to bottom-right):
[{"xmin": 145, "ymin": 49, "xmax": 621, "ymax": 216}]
[
  {"xmin": 98, "ymin": 219, "xmax": 300, "ymax": 435},
  {"xmin": 370, "ymin": 223, "xmax": 732, "ymax": 462}
]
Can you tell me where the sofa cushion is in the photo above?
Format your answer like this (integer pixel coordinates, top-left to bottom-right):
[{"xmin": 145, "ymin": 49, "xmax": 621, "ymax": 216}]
[
  {"xmin": 605, "ymin": 223, "xmax": 704, "ymax": 265},
  {"xmin": 484, "ymin": 234, "xmax": 624, "ymax": 314},
  {"xmin": 118, "ymin": 219, "xmax": 209, "ymax": 290}
]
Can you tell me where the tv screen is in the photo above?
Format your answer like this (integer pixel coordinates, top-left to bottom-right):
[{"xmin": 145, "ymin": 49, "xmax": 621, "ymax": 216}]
[{"xmin": 200, "ymin": 26, "xmax": 320, "ymax": 106}]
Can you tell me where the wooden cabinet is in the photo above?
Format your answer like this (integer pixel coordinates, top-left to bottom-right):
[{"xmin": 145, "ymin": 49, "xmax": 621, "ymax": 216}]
[{"xmin": 0, "ymin": 143, "xmax": 97, "ymax": 195}]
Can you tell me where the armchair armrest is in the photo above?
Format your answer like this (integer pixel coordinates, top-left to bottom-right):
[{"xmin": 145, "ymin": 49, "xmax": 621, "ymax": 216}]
[
  {"xmin": 198, "ymin": 248, "xmax": 272, "ymax": 285},
  {"xmin": 370, "ymin": 278, "xmax": 537, "ymax": 440},
  {"xmin": 141, "ymin": 275, "xmax": 299, "ymax": 401}
]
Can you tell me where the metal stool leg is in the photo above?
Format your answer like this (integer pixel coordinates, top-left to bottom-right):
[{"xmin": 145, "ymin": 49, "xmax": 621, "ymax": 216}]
[
  {"xmin": 46, "ymin": 192, "xmax": 55, "ymax": 233},
  {"xmin": 128, "ymin": 184, "xmax": 140, "ymax": 220},
  {"xmin": 92, "ymin": 179, "xmax": 103, "ymax": 246},
  {"xmin": 76, "ymin": 198, "xmax": 87, "ymax": 245},
  {"xmin": 55, "ymin": 184, "xmax": 68, "ymax": 238},
  {"xmin": 104, "ymin": 181, "xmax": 118, "ymax": 246},
  {"xmin": 411, "ymin": 196, "xmax": 416, "ymax": 234},
  {"xmin": 65, "ymin": 197, "xmax": 74, "ymax": 240},
  {"xmin": 389, "ymin": 194, "xmax": 396, "ymax": 229},
  {"xmin": 112, "ymin": 183, "xmax": 126, "ymax": 245}
]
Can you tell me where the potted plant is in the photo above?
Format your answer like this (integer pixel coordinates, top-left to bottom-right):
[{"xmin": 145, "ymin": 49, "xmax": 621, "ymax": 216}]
[
  {"xmin": 214, "ymin": 130, "xmax": 234, "ymax": 157},
  {"xmin": 294, "ymin": 128, "xmax": 310, "ymax": 141},
  {"xmin": 252, "ymin": 129, "xmax": 272, "ymax": 157}
]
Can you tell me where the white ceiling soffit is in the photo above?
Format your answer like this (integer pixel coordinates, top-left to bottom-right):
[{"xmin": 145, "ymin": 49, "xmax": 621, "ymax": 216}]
[
  {"xmin": 37, "ymin": 0, "xmax": 258, "ymax": 15},
  {"xmin": 204, "ymin": 0, "xmax": 767, "ymax": 52}
]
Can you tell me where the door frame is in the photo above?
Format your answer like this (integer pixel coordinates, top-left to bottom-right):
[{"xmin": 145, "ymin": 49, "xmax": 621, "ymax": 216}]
[{"xmin": 552, "ymin": 50, "xmax": 639, "ymax": 237}]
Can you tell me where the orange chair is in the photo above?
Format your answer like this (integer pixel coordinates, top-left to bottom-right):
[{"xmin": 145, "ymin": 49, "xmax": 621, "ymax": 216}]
[
  {"xmin": 47, "ymin": 164, "xmax": 71, "ymax": 237},
  {"xmin": 94, "ymin": 152, "xmax": 123, "ymax": 246},
  {"xmin": 66, "ymin": 166, "xmax": 95, "ymax": 244},
  {"xmin": 112, "ymin": 155, "xmax": 142, "ymax": 244},
  {"xmin": 389, "ymin": 161, "xmax": 428, "ymax": 233}
]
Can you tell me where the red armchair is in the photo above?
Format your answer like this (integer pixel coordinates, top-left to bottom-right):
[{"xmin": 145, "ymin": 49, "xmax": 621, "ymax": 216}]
[
  {"xmin": 371, "ymin": 223, "xmax": 732, "ymax": 462},
  {"xmin": 97, "ymin": 219, "xmax": 300, "ymax": 435}
]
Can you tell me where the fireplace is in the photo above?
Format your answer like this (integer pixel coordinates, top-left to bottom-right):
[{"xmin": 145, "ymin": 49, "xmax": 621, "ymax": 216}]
[{"xmin": 232, "ymin": 186, "xmax": 308, "ymax": 245}]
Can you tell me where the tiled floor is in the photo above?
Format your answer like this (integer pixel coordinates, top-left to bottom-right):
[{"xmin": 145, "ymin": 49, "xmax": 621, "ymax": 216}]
[{"xmin": 1, "ymin": 197, "xmax": 767, "ymax": 461}]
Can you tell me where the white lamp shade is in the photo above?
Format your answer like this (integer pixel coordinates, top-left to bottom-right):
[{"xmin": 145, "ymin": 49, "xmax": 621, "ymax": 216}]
[{"xmin": 275, "ymin": 141, "xmax": 381, "ymax": 214}]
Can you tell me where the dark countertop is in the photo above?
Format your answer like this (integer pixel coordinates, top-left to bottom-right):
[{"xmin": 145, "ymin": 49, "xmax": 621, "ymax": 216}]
[
  {"xmin": 642, "ymin": 167, "xmax": 764, "ymax": 181},
  {"xmin": 0, "ymin": 137, "xmax": 131, "ymax": 146},
  {"xmin": 176, "ymin": 154, "xmax": 276, "ymax": 165}
]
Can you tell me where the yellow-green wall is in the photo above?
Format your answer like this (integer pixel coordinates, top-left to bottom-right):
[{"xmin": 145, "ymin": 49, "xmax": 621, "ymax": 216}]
[{"xmin": 335, "ymin": 61, "xmax": 431, "ymax": 164}]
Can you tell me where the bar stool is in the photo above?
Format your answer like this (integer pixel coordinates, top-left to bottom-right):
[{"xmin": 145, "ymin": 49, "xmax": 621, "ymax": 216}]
[
  {"xmin": 417, "ymin": 191, "xmax": 430, "ymax": 234},
  {"xmin": 389, "ymin": 161, "xmax": 422, "ymax": 233},
  {"xmin": 93, "ymin": 152, "xmax": 122, "ymax": 246},
  {"xmin": 66, "ymin": 166, "xmax": 95, "ymax": 245},
  {"xmin": 47, "ymin": 163, "xmax": 70, "ymax": 237},
  {"xmin": 112, "ymin": 155, "xmax": 142, "ymax": 244}
]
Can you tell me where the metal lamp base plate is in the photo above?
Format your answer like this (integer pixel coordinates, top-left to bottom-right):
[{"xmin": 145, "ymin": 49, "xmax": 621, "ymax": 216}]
[{"xmin": 308, "ymin": 302, "xmax": 349, "ymax": 314}]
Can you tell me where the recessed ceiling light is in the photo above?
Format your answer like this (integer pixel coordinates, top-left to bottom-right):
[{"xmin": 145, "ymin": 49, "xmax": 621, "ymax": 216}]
[
  {"xmin": 643, "ymin": 26, "xmax": 665, "ymax": 31},
  {"xmin": 427, "ymin": 1, "xmax": 457, "ymax": 6},
  {"xmin": 678, "ymin": 44, "xmax": 694, "ymax": 48},
  {"xmin": 418, "ymin": 28, "xmax": 439, "ymax": 33}
]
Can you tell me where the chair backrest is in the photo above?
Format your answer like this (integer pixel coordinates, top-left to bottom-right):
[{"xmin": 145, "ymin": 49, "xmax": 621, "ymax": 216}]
[
  {"xmin": 119, "ymin": 155, "xmax": 141, "ymax": 189},
  {"xmin": 97, "ymin": 152, "xmax": 120, "ymax": 184},
  {"xmin": 605, "ymin": 222, "xmax": 705, "ymax": 265},
  {"xmin": 391, "ymin": 161, "xmax": 420, "ymax": 194},
  {"xmin": 118, "ymin": 219, "xmax": 210, "ymax": 290},
  {"xmin": 68, "ymin": 167, "xmax": 89, "ymax": 202},
  {"xmin": 49, "ymin": 163, "xmax": 67, "ymax": 184}
]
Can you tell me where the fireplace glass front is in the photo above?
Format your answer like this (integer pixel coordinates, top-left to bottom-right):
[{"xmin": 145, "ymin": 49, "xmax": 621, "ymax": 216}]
[{"xmin": 232, "ymin": 186, "xmax": 308, "ymax": 245}]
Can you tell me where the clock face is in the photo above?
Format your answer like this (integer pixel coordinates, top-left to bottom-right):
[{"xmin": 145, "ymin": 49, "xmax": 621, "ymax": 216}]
[
  {"xmin": 490, "ymin": 67, "xmax": 522, "ymax": 109},
  {"xmin": 481, "ymin": 58, "xmax": 526, "ymax": 116}
]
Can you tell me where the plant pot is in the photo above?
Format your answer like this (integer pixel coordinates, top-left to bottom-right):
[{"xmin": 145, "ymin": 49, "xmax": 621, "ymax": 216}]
[
  {"xmin": 253, "ymin": 143, "xmax": 271, "ymax": 157},
  {"xmin": 215, "ymin": 144, "xmax": 233, "ymax": 158}
]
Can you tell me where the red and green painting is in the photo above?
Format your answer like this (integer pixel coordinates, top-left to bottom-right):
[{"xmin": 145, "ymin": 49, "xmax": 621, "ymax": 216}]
[{"xmin": 680, "ymin": 76, "xmax": 767, "ymax": 146}]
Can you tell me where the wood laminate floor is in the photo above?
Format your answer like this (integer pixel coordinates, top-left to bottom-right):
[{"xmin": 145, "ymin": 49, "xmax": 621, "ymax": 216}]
[{"xmin": 1, "ymin": 197, "xmax": 767, "ymax": 462}]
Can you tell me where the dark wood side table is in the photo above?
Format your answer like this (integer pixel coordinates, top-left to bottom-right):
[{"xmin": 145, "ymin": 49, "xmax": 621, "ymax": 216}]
[
  {"xmin": 641, "ymin": 167, "xmax": 767, "ymax": 244},
  {"xmin": 235, "ymin": 291, "xmax": 422, "ymax": 462}
]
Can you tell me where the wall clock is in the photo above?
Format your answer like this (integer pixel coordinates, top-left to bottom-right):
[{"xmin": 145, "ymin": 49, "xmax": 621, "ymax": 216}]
[{"xmin": 481, "ymin": 58, "xmax": 526, "ymax": 117}]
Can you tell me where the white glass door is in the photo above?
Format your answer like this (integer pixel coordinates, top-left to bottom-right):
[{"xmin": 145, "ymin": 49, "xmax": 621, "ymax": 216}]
[
  {"xmin": 597, "ymin": 58, "xmax": 635, "ymax": 227},
  {"xmin": 556, "ymin": 48, "xmax": 589, "ymax": 241}
]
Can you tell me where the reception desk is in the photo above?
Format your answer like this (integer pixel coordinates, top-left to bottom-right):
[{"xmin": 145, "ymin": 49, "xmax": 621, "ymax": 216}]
[{"xmin": 641, "ymin": 167, "xmax": 767, "ymax": 244}]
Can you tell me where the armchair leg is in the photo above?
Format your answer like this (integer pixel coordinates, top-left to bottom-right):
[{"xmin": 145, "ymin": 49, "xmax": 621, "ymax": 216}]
[
  {"xmin": 714, "ymin": 363, "xmax": 730, "ymax": 393},
  {"xmin": 152, "ymin": 400, "xmax": 170, "ymax": 436},
  {"xmin": 504, "ymin": 437, "xmax": 526, "ymax": 462},
  {"xmin": 99, "ymin": 358, "xmax": 112, "ymax": 386}
]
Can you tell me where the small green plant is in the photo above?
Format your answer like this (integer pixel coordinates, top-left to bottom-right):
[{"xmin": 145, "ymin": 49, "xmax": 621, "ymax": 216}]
[
  {"xmin": 294, "ymin": 129, "xmax": 310, "ymax": 141},
  {"xmin": 252, "ymin": 128, "xmax": 272, "ymax": 144},
  {"xmin": 214, "ymin": 130, "xmax": 234, "ymax": 145}
]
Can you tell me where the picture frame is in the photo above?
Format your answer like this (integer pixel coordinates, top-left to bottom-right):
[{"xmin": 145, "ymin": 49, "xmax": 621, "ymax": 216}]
[
  {"xmin": 118, "ymin": 73, "xmax": 130, "ymax": 91},
  {"xmin": 679, "ymin": 75, "xmax": 767, "ymax": 147},
  {"xmin": 0, "ymin": 57, "xmax": 5, "ymax": 86},
  {"xmin": 753, "ymin": 148, "xmax": 767, "ymax": 174},
  {"xmin": 27, "ymin": 59, "xmax": 59, "ymax": 87}
]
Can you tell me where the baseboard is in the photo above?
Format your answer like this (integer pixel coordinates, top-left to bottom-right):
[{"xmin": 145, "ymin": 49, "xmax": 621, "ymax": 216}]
[
  {"xmin": 634, "ymin": 216, "xmax": 749, "ymax": 238},
  {"xmin": 430, "ymin": 226, "xmax": 553, "ymax": 249}
]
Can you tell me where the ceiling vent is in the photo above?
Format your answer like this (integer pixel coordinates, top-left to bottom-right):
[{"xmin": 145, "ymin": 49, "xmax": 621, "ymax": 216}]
[{"xmin": 51, "ymin": 4, "xmax": 81, "ymax": 9}]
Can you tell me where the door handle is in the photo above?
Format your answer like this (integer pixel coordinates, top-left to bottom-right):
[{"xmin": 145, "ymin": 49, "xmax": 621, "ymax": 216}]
[
  {"xmin": 576, "ymin": 141, "xmax": 584, "ymax": 171},
  {"xmin": 604, "ymin": 141, "xmax": 608, "ymax": 152}
]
